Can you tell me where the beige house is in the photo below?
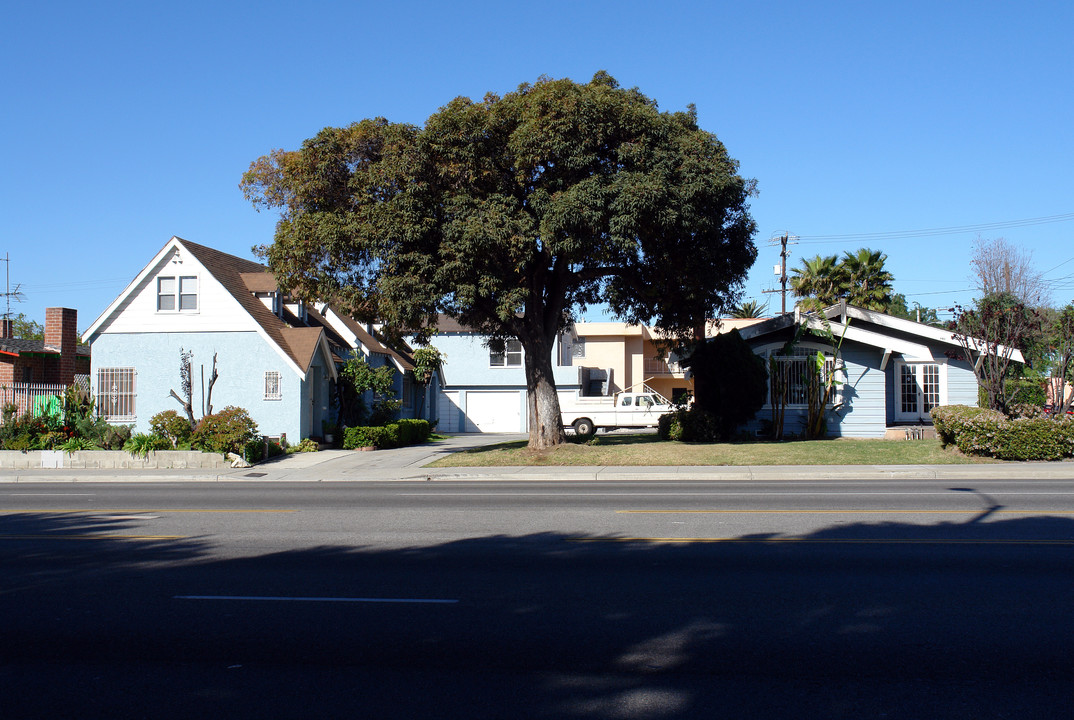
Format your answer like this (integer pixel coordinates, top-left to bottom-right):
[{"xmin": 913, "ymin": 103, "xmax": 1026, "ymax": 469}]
[{"xmin": 564, "ymin": 318, "xmax": 764, "ymax": 403}]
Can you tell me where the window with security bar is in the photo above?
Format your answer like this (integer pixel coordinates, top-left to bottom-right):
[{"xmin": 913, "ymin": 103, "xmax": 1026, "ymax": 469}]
[
  {"xmin": 264, "ymin": 371, "xmax": 282, "ymax": 400},
  {"xmin": 97, "ymin": 367, "xmax": 136, "ymax": 421},
  {"xmin": 768, "ymin": 350, "xmax": 837, "ymax": 407}
]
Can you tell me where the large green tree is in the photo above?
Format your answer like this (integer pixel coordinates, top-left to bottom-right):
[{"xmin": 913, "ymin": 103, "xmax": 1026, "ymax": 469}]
[{"xmin": 242, "ymin": 72, "xmax": 757, "ymax": 448}]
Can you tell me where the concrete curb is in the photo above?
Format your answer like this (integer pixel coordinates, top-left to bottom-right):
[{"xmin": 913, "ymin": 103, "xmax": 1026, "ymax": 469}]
[{"xmin": 9, "ymin": 462, "xmax": 1070, "ymax": 484}]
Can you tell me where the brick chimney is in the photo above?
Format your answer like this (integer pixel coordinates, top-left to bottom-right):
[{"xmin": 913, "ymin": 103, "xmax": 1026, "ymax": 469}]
[
  {"xmin": 0, "ymin": 318, "xmax": 11, "ymax": 339},
  {"xmin": 45, "ymin": 307, "xmax": 78, "ymax": 385}
]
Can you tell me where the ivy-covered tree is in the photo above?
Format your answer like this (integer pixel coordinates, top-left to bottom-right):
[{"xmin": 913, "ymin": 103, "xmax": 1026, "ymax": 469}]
[
  {"xmin": 411, "ymin": 346, "xmax": 444, "ymax": 419},
  {"xmin": 338, "ymin": 355, "xmax": 397, "ymax": 426},
  {"xmin": 242, "ymin": 72, "xmax": 757, "ymax": 448}
]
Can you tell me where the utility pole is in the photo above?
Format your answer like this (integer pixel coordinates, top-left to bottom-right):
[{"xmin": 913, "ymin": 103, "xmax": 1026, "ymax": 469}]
[{"xmin": 762, "ymin": 234, "xmax": 797, "ymax": 314}]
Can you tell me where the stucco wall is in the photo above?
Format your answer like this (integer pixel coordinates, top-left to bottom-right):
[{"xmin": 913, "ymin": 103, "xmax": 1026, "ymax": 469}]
[{"xmin": 90, "ymin": 331, "xmax": 305, "ymax": 440}]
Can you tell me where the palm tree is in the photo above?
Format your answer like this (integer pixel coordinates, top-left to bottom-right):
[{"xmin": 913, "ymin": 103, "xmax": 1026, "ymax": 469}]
[
  {"xmin": 790, "ymin": 254, "xmax": 843, "ymax": 307},
  {"xmin": 841, "ymin": 248, "xmax": 893, "ymax": 311},
  {"xmin": 730, "ymin": 299, "xmax": 769, "ymax": 318}
]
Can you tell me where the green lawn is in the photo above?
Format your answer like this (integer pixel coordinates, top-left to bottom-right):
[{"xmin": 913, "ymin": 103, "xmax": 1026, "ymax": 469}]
[{"xmin": 428, "ymin": 434, "xmax": 995, "ymax": 467}]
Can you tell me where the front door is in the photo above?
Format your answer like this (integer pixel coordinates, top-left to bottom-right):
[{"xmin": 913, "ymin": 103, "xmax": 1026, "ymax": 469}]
[{"xmin": 895, "ymin": 361, "xmax": 943, "ymax": 422}]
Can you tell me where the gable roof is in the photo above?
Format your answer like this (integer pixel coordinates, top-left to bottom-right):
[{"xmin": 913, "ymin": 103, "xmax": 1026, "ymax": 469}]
[
  {"xmin": 738, "ymin": 302, "xmax": 1025, "ymax": 363},
  {"xmin": 84, "ymin": 237, "xmax": 337, "ymax": 380},
  {"xmin": 324, "ymin": 308, "xmax": 415, "ymax": 372}
]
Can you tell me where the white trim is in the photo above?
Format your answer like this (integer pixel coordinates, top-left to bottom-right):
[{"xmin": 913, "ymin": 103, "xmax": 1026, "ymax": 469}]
[
  {"xmin": 894, "ymin": 359, "xmax": 948, "ymax": 422},
  {"xmin": 804, "ymin": 317, "xmax": 934, "ymax": 361},
  {"xmin": 84, "ymin": 236, "xmax": 186, "ymax": 340}
]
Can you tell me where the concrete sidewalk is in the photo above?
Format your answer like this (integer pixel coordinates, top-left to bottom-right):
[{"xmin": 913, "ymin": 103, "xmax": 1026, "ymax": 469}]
[{"xmin": 2, "ymin": 433, "xmax": 1073, "ymax": 483}]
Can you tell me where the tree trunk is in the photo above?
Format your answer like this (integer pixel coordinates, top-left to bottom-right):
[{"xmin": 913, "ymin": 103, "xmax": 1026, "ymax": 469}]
[{"xmin": 522, "ymin": 334, "xmax": 567, "ymax": 449}]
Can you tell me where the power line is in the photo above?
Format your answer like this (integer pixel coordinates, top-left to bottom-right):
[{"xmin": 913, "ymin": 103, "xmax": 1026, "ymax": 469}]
[{"xmin": 796, "ymin": 212, "xmax": 1074, "ymax": 244}]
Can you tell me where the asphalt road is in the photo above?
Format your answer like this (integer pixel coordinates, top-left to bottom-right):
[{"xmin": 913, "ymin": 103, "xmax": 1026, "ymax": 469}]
[{"xmin": 3, "ymin": 478, "xmax": 1074, "ymax": 719}]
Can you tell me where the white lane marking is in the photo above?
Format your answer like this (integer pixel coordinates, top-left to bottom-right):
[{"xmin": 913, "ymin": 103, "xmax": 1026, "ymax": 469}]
[
  {"xmin": 93, "ymin": 515, "xmax": 160, "ymax": 520},
  {"xmin": 175, "ymin": 595, "xmax": 459, "ymax": 604},
  {"xmin": 6, "ymin": 493, "xmax": 97, "ymax": 496}
]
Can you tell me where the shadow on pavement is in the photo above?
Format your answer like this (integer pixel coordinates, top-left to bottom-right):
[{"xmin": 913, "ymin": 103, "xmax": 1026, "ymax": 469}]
[{"xmin": 2, "ymin": 498, "xmax": 1074, "ymax": 719}]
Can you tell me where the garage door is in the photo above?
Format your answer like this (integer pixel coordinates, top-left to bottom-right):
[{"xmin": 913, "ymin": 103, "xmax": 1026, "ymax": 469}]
[
  {"xmin": 437, "ymin": 391, "xmax": 462, "ymax": 433},
  {"xmin": 464, "ymin": 391, "xmax": 523, "ymax": 432}
]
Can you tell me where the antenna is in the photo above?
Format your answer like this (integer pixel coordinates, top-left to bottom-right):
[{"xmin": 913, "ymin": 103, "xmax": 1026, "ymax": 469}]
[
  {"xmin": 0, "ymin": 253, "xmax": 25, "ymax": 320},
  {"xmin": 761, "ymin": 234, "xmax": 798, "ymax": 314}
]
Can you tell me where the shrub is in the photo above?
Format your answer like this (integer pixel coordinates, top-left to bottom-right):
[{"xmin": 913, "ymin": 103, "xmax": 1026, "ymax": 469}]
[
  {"xmin": 101, "ymin": 424, "xmax": 133, "ymax": 450},
  {"xmin": 149, "ymin": 410, "xmax": 193, "ymax": 447},
  {"xmin": 395, "ymin": 419, "xmax": 432, "ymax": 445},
  {"xmin": 243, "ymin": 438, "xmax": 265, "ymax": 464},
  {"xmin": 291, "ymin": 438, "xmax": 320, "ymax": 453},
  {"xmin": 930, "ymin": 405, "xmax": 1003, "ymax": 448},
  {"xmin": 60, "ymin": 436, "xmax": 99, "ymax": 453},
  {"xmin": 658, "ymin": 408, "xmax": 723, "ymax": 443},
  {"xmin": 125, "ymin": 433, "xmax": 173, "ymax": 458},
  {"xmin": 931, "ymin": 404, "xmax": 1074, "ymax": 460},
  {"xmin": 1006, "ymin": 378, "xmax": 1047, "ymax": 408},
  {"xmin": 192, "ymin": 406, "xmax": 259, "ymax": 456}
]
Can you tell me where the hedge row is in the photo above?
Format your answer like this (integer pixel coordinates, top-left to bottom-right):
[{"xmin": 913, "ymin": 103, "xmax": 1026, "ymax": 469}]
[
  {"xmin": 930, "ymin": 405, "xmax": 1074, "ymax": 461},
  {"xmin": 343, "ymin": 419, "xmax": 432, "ymax": 450}
]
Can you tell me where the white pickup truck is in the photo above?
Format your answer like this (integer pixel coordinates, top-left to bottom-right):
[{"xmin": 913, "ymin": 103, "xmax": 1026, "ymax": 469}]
[{"xmin": 560, "ymin": 391, "xmax": 672, "ymax": 436}]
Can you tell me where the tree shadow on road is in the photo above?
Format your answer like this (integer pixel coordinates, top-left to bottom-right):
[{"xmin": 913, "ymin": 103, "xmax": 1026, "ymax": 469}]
[{"xmin": 3, "ymin": 496, "xmax": 1074, "ymax": 719}]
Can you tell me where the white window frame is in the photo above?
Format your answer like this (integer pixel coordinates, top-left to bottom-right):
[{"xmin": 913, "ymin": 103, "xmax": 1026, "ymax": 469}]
[
  {"xmin": 490, "ymin": 339, "xmax": 523, "ymax": 368},
  {"xmin": 157, "ymin": 274, "xmax": 199, "ymax": 313},
  {"xmin": 894, "ymin": 360, "xmax": 947, "ymax": 422},
  {"xmin": 760, "ymin": 344, "xmax": 843, "ymax": 409},
  {"xmin": 96, "ymin": 367, "xmax": 136, "ymax": 421},
  {"xmin": 264, "ymin": 371, "xmax": 282, "ymax": 401}
]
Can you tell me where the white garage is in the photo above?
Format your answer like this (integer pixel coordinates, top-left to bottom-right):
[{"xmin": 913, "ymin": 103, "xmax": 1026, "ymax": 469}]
[{"xmin": 437, "ymin": 389, "xmax": 524, "ymax": 432}]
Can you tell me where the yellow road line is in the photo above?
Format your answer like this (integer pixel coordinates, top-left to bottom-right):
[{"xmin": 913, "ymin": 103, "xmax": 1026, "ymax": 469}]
[
  {"xmin": 615, "ymin": 509, "xmax": 1074, "ymax": 515},
  {"xmin": 569, "ymin": 536, "xmax": 1074, "ymax": 545}
]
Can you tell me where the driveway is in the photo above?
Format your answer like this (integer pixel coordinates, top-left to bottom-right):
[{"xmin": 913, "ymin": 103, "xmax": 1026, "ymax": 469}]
[{"xmin": 245, "ymin": 433, "xmax": 526, "ymax": 481}]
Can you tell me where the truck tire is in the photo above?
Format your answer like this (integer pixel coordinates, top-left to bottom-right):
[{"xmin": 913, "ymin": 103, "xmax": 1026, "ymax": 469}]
[{"xmin": 573, "ymin": 418, "xmax": 595, "ymax": 437}]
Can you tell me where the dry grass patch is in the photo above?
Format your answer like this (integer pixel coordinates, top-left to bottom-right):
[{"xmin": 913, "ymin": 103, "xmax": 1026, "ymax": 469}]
[{"xmin": 428, "ymin": 434, "xmax": 993, "ymax": 467}]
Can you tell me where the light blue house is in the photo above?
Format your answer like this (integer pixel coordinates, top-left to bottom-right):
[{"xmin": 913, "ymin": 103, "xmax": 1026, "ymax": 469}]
[
  {"xmin": 737, "ymin": 302, "xmax": 1023, "ymax": 438},
  {"xmin": 84, "ymin": 237, "xmax": 344, "ymax": 442},
  {"xmin": 423, "ymin": 316, "xmax": 581, "ymax": 432}
]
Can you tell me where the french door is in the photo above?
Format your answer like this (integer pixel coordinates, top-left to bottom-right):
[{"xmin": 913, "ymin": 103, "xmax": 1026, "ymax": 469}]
[{"xmin": 896, "ymin": 361, "xmax": 943, "ymax": 422}]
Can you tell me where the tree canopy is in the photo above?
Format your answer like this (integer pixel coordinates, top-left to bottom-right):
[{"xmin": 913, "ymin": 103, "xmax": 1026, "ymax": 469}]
[{"xmin": 242, "ymin": 72, "xmax": 758, "ymax": 448}]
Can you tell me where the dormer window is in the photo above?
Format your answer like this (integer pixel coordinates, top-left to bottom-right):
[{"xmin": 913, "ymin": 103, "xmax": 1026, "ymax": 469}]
[{"xmin": 158, "ymin": 275, "xmax": 198, "ymax": 312}]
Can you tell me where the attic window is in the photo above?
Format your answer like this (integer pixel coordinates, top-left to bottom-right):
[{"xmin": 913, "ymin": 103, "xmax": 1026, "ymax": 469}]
[{"xmin": 158, "ymin": 275, "xmax": 199, "ymax": 312}]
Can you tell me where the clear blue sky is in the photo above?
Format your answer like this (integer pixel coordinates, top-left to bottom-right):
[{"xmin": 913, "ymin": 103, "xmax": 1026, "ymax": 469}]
[{"xmin": 4, "ymin": 0, "xmax": 1072, "ymax": 333}]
